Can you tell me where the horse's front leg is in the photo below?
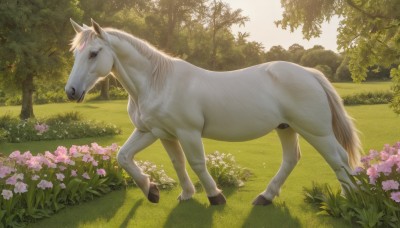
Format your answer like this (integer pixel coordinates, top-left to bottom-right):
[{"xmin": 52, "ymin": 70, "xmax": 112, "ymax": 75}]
[
  {"xmin": 117, "ymin": 129, "xmax": 158, "ymax": 203},
  {"xmin": 161, "ymin": 139, "xmax": 195, "ymax": 201},
  {"xmin": 177, "ymin": 130, "xmax": 226, "ymax": 205}
]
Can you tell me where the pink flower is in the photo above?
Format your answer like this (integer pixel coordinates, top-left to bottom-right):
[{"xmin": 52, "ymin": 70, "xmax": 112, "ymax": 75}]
[
  {"xmin": 92, "ymin": 160, "xmax": 98, "ymax": 166},
  {"xmin": 14, "ymin": 181, "xmax": 28, "ymax": 194},
  {"xmin": 380, "ymin": 151, "xmax": 390, "ymax": 161},
  {"xmin": 56, "ymin": 173, "xmax": 65, "ymax": 181},
  {"xmin": 376, "ymin": 160, "xmax": 395, "ymax": 175},
  {"xmin": 37, "ymin": 180, "xmax": 53, "ymax": 190},
  {"xmin": 59, "ymin": 166, "xmax": 67, "ymax": 171},
  {"xmin": 69, "ymin": 145, "xmax": 79, "ymax": 157},
  {"xmin": 6, "ymin": 173, "xmax": 24, "ymax": 185},
  {"xmin": 71, "ymin": 170, "xmax": 77, "ymax": 177},
  {"xmin": 366, "ymin": 166, "xmax": 379, "ymax": 184},
  {"xmin": 109, "ymin": 143, "xmax": 119, "ymax": 152},
  {"xmin": 60, "ymin": 183, "xmax": 66, "ymax": 189},
  {"xmin": 382, "ymin": 180, "xmax": 400, "ymax": 191},
  {"xmin": 34, "ymin": 123, "xmax": 49, "ymax": 134},
  {"xmin": 82, "ymin": 154, "xmax": 94, "ymax": 163},
  {"xmin": 390, "ymin": 192, "xmax": 400, "ymax": 203},
  {"xmin": 79, "ymin": 145, "xmax": 90, "ymax": 153},
  {"xmin": 96, "ymin": 169, "xmax": 106, "ymax": 177},
  {"xmin": 26, "ymin": 156, "xmax": 43, "ymax": 171},
  {"xmin": 82, "ymin": 172, "xmax": 90, "ymax": 180},
  {"xmin": 0, "ymin": 166, "xmax": 15, "ymax": 178},
  {"xmin": 2, "ymin": 189, "xmax": 13, "ymax": 200},
  {"xmin": 352, "ymin": 167, "xmax": 364, "ymax": 175},
  {"xmin": 9, "ymin": 151, "xmax": 28, "ymax": 165},
  {"xmin": 102, "ymin": 155, "xmax": 110, "ymax": 161}
]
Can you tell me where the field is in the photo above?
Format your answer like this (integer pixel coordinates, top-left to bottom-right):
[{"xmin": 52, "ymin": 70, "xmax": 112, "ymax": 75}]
[{"xmin": 0, "ymin": 82, "xmax": 398, "ymax": 227}]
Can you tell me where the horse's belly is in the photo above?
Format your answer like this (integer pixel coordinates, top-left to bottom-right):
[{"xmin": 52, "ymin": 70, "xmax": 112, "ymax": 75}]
[{"xmin": 201, "ymin": 115, "xmax": 279, "ymax": 142}]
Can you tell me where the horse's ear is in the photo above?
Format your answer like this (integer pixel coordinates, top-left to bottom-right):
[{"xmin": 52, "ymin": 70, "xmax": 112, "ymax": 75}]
[
  {"xmin": 91, "ymin": 19, "xmax": 107, "ymax": 40},
  {"xmin": 70, "ymin": 18, "xmax": 83, "ymax": 33}
]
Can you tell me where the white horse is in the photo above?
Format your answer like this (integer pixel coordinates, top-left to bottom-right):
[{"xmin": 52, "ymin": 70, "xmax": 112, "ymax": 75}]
[{"xmin": 66, "ymin": 19, "xmax": 361, "ymax": 206}]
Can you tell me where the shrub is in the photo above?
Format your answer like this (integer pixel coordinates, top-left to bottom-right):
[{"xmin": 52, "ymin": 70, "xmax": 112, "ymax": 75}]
[
  {"xmin": 0, "ymin": 112, "xmax": 121, "ymax": 143},
  {"xmin": 343, "ymin": 91, "xmax": 393, "ymax": 105},
  {"xmin": 135, "ymin": 161, "xmax": 177, "ymax": 190},
  {"xmin": 206, "ymin": 151, "xmax": 252, "ymax": 187},
  {"xmin": 304, "ymin": 142, "xmax": 400, "ymax": 228}
]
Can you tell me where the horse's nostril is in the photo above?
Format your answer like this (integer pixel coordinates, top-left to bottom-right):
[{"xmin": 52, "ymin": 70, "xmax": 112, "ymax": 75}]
[{"xmin": 71, "ymin": 87, "xmax": 76, "ymax": 95}]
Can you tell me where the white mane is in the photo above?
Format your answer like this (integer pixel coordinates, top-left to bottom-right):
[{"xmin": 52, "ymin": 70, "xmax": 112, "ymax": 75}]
[{"xmin": 70, "ymin": 28, "xmax": 174, "ymax": 89}]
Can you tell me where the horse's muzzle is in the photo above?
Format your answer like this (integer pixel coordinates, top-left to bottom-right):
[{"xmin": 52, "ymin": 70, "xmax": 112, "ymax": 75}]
[{"xmin": 65, "ymin": 87, "xmax": 85, "ymax": 103}]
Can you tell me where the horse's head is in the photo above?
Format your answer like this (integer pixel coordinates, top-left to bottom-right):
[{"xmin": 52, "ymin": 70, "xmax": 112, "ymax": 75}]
[{"xmin": 65, "ymin": 19, "xmax": 114, "ymax": 102}]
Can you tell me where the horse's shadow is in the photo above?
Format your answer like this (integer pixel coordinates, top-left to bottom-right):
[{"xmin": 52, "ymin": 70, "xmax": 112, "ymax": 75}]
[
  {"xmin": 163, "ymin": 187, "xmax": 235, "ymax": 228},
  {"xmin": 163, "ymin": 187, "xmax": 301, "ymax": 228},
  {"xmin": 241, "ymin": 202, "xmax": 301, "ymax": 228}
]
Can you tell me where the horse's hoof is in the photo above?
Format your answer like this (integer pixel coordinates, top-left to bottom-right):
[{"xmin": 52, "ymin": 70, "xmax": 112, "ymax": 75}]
[
  {"xmin": 252, "ymin": 195, "xmax": 272, "ymax": 206},
  {"xmin": 208, "ymin": 193, "xmax": 226, "ymax": 205},
  {"xmin": 147, "ymin": 183, "xmax": 159, "ymax": 203}
]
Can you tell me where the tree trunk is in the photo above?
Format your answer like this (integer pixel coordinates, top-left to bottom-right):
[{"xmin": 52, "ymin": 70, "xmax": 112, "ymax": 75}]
[
  {"xmin": 99, "ymin": 77, "xmax": 110, "ymax": 100},
  {"xmin": 20, "ymin": 74, "xmax": 34, "ymax": 120}
]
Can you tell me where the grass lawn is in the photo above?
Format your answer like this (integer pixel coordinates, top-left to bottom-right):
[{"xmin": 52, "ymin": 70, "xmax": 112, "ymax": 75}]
[
  {"xmin": 0, "ymin": 82, "xmax": 399, "ymax": 228},
  {"xmin": 332, "ymin": 81, "xmax": 392, "ymax": 96}
]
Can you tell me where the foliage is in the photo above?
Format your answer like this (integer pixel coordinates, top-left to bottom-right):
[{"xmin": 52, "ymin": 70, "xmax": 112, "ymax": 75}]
[
  {"xmin": 206, "ymin": 151, "xmax": 252, "ymax": 187},
  {"xmin": 304, "ymin": 142, "xmax": 400, "ymax": 228},
  {"xmin": 0, "ymin": 143, "xmax": 124, "ymax": 227},
  {"xmin": 135, "ymin": 161, "xmax": 177, "ymax": 190},
  {"xmin": 277, "ymin": 0, "xmax": 400, "ymax": 112},
  {"xmin": 0, "ymin": 112, "xmax": 121, "ymax": 143},
  {"xmin": 390, "ymin": 66, "xmax": 400, "ymax": 114},
  {"xmin": 0, "ymin": 143, "xmax": 178, "ymax": 227},
  {"xmin": 342, "ymin": 91, "xmax": 393, "ymax": 105},
  {"xmin": 0, "ymin": 0, "xmax": 82, "ymax": 119},
  {"xmin": 90, "ymin": 87, "xmax": 129, "ymax": 101}
]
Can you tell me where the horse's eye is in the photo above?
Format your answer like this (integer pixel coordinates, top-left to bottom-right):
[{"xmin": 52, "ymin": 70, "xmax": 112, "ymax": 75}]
[{"xmin": 89, "ymin": 51, "xmax": 98, "ymax": 59}]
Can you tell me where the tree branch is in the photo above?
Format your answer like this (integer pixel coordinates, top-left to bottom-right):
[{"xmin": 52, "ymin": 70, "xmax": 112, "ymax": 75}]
[{"xmin": 345, "ymin": 0, "xmax": 398, "ymax": 20}]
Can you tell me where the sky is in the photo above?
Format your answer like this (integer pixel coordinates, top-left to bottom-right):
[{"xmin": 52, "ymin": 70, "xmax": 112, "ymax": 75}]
[{"xmin": 227, "ymin": 0, "xmax": 340, "ymax": 52}]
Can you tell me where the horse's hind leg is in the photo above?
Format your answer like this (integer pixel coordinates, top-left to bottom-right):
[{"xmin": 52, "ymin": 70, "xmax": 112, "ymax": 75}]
[
  {"xmin": 161, "ymin": 139, "xmax": 195, "ymax": 201},
  {"xmin": 298, "ymin": 131, "xmax": 353, "ymax": 189},
  {"xmin": 253, "ymin": 127, "xmax": 301, "ymax": 205}
]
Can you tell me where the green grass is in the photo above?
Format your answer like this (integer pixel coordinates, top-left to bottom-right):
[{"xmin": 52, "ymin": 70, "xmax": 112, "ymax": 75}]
[
  {"xmin": 332, "ymin": 81, "xmax": 392, "ymax": 96},
  {"xmin": 0, "ymin": 82, "xmax": 399, "ymax": 228}
]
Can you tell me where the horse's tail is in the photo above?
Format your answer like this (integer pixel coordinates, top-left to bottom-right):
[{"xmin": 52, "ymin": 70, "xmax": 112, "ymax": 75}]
[{"xmin": 310, "ymin": 70, "xmax": 362, "ymax": 169}]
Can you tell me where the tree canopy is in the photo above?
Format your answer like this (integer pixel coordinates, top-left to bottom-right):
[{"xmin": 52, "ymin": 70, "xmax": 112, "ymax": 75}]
[{"xmin": 277, "ymin": 0, "xmax": 400, "ymax": 113}]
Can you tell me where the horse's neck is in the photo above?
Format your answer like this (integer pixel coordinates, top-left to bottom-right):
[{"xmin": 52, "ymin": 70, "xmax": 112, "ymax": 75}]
[{"xmin": 110, "ymin": 39, "xmax": 152, "ymax": 100}]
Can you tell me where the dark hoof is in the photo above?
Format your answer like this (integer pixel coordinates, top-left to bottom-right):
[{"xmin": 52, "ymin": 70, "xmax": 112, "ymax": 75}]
[
  {"xmin": 208, "ymin": 193, "xmax": 226, "ymax": 205},
  {"xmin": 252, "ymin": 195, "xmax": 272, "ymax": 206},
  {"xmin": 147, "ymin": 183, "xmax": 159, "ymax": 203}
]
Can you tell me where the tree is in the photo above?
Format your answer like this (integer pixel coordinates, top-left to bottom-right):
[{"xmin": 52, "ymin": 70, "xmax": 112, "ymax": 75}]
[
  {"xmin": 265, "ymin": 45, "xmax": 290, "ymax": 62},
  {"xmin": 276, "ymin": 0, "xmax": 400, "ymax": 113},
  {"xmin": 288, "ymin": 43, "xmax": 305, "ymax": 63},
  {"xmin": 300, "ymin": 49, "xmax": 342, "ymax": 74},
  {"xmin": 0, "ymin": 0, "xmax": 81, "ymax": 119},
  {"xmin": 207, "ymin": 0, "xmax": 249, "ymax": 69}
]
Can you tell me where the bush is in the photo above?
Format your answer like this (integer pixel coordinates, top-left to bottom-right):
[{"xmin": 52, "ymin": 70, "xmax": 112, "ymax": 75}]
[
  {"xmin": 343, "ymin": 91, "xmax": 393, "ymax": 105},
  {"xmin": 304, "ymin": 142, "xmax": 400, "ymax": 228},
  {"xmin": 0, "ymin": 143, "xmax": 177, "ymax": 227},
  {"xmin": 135, "ymin": 161, "xmax": 177, "ymax": 190},
  {"xmin": 206, "ymin": 151, "xmax": 252, "ymax": 187},
  {"xmin": 0, "ymin": 112, "xmax": 121, "ymax": 143}
]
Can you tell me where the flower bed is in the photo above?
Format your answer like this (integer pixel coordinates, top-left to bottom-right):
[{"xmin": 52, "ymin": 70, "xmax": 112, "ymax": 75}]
[
  {"xmin": 304, "ymin": 142, "xmax": 400, "ymax": 227},
  {"xmin": 0, "ymin": 143, "xmax": 176, "ymax": 227},
  {"xmin": 0, "ymin": 112, "xmax": 121, "ymax": 143}
]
